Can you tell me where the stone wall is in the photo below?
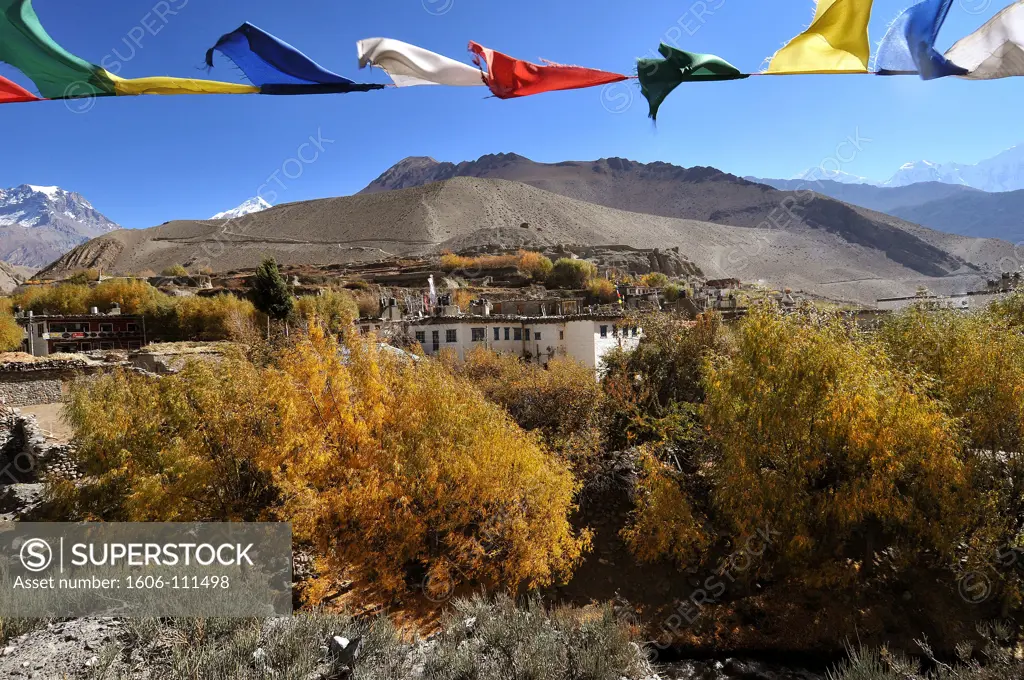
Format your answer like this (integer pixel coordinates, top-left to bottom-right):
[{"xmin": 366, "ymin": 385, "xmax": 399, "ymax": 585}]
[
  {"xmin": 0, "ymin": 359, "xmax": 94, "ymax": 408},
  {"xmin": 0, "ymin": 374, "xmax": 64, "ymax": 407},
  {"xmin": 0, "ymin": 407, "xmax": 80, "ymax": 521}
]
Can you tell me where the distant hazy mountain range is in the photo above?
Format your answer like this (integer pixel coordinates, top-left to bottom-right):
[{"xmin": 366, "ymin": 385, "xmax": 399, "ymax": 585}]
[
  {"xmin": 750, "ymin": 178, "xmax": 1024, "ymax": 244},
  {"xmin": 761, "ymin": 144, "xmax": 1024, "ymax": 192},
  {"xmin": 0, "ymin": 185, "xmax": 120, "ymax": 269}
]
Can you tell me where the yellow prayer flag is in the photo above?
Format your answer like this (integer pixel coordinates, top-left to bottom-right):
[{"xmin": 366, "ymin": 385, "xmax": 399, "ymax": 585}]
[
  {"xmin": 765, "ymin": 0, "xmax": 874, "ymax": 74},
  {"xmin": 108, "ymin": 73, "xmax": 259, "ymax": 96}
]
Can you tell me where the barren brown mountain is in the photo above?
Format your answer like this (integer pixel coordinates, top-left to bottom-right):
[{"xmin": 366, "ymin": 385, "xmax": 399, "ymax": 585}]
[{"xmin": 40, "ymin": 154, "xmax": 1021, "ymax": 304}]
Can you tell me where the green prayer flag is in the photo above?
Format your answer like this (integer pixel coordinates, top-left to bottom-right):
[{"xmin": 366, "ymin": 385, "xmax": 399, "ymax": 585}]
[
  {"xmin": 637, "ymin": 43, "xmax": 747, "ymax": 121},
  {"xmin": 0, "ymin": 0, "xmax": 114, "ymax": 99}
]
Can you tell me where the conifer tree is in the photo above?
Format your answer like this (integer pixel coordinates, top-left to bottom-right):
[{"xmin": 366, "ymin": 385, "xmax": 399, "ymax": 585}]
[{"xmin": 252, "ymin": 257, "xmax": 294, "ymax": 321}]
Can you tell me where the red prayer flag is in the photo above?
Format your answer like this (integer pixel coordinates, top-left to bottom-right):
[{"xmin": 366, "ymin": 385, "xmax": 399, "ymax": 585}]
[
  {"xmin": 468, "ymin": 41, "xmax": 629, "ymax": 99},
  {"xmin": 0, "ymin": 75, "xmax": 39, "ymax": 103}
]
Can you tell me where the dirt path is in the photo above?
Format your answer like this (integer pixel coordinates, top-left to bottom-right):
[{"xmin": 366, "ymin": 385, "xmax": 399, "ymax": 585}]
[{"xmin": 18, "ymin": 402, "xmax": 72, "ymax": 442}]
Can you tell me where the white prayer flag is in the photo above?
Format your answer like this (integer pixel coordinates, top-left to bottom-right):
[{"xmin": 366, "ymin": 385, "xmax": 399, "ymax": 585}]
[
  {"xmin": 945, "ymin": 1, "xmax": 1024, "ymax": 79},
  {"xmin": 357, "ymin": 38, "xmax": 483, "ymax": 87}
]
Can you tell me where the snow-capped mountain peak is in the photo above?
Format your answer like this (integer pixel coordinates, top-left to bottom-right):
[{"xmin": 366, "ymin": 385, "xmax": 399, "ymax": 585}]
[
  {"xmin": 882, "ymin": 145, "xmax": 1024, "ymax": 191},
  {"xmin": 0, "ymin": 184, "xmax": 121, "ymax": 268},
  {"xmin": 211, "ymin": 197, "xmax": 272, "ymax": 220},
  {"xmin": 0, "ymin": 185, "xmax": 118, "ymax": 231}
]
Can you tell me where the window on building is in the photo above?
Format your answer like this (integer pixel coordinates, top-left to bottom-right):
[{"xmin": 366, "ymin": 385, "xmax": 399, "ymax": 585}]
[
  {"xmin": 446, "ymin": 329, "xmax": 458, "ymax": 343},
  {"xmin": 600, "ymin": 325, "xmax": 608, "ymax": 338},
  {"xmin": 100, "ymin": 342, "xmax": 114, "ymax": 350},
  {"xmin": 472, "ymin": 328, "xmax": 485, "ymax": 342},
  {"xmin": 80, "ymin": 343, "xmax": 91, "ymax": 352},
  {"xmin": 126, "ymin": 323, "xmax": 138, "ymax": 333},
  {"xmin": 361, "ymin": 325, "xmax": 370, "ymax": 334},
  {"xmin": 432, "ymin": 330, "xmax": 440, "ymax": 351},
  {"xmin": 513, "ymin": 328, "xmax": 523, "ymax": 341},
  {"xmin": 534, "ymin": 332, "xmax": 542, "ymax": 341},
  {"xmin": 415, "ymin": 331, "xmax": 426, "ymax": 344},
  {"xmin": 632, "ymin": 326, "xmax": 639, "ymax": 337},
  {"xmin": 559, "ymin": 330, "xmax": 564, "ymax": 340},
  {"xmin": 504, "ymin": 327, "xmax": 510, "ymax": 341},
  {"xmin": 99, "ymin": 323, "xmax": 113, "ymax": 333},
  {"xmin": 36, "ymin": 324, "xmax": 44, "ymax": 336}
]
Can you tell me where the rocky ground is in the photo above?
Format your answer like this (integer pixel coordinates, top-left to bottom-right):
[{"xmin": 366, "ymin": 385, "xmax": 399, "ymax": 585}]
[{"xmin": 0, "ymin": 614, "xmax": 827, "ymax": 680}]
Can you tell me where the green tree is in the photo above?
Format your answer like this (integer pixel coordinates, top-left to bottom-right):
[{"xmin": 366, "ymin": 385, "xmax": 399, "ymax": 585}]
[
  {"xmin": 549, "ymin": 258, "xmax": 598, "ymax": 289},
  {"xmin": 252, "ymin": 258, "xmax": 294, "ymax": 322}
]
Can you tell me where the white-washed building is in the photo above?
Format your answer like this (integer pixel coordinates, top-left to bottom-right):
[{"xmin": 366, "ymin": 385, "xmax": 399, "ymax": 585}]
[{"xmin": 377, "ymin": 313, "xmax": 640, "ymax": 372}]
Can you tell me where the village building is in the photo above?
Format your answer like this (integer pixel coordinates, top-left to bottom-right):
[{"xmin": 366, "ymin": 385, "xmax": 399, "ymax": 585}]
[
  {"xmin": 365, "ymin": 288, "xmax": 644, "ymax": 371},
  {"xmin": 14, "ymin": 305, "xmax": 146, "ymax": 357}
]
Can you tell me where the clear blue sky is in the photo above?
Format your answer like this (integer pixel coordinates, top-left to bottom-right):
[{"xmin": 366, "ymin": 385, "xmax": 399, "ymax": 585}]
[{"xmin": 0, "ymin": 0, "xmax": 1019, "ymax": 228}]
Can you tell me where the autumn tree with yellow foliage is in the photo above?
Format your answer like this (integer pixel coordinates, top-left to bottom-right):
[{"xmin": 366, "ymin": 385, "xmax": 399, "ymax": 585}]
[
  {"xmin": 701, "ymin": 306, "xmax": 978, "ymax": 583},
  {"xmin": 55, "ymin": 354, "xmax": 284, "ymax": 521},
  {"xmin": 56, "ymin": 320, "xmax": 589, "ymax": 601},
  {"xmin": 274, "ymin": 325, "xmax": 590, "ymax": 600}
]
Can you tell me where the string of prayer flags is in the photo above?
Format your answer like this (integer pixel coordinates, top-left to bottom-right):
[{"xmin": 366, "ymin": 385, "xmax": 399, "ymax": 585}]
[{"xmin": 637, "ymin": 44, "xmax": 747, "ymax": 120}]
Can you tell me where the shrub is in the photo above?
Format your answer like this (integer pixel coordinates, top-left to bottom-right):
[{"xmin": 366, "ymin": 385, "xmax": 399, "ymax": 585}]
[
  {"xmin": 425, "ymin": 594, "xmax": 649, "ymax": 680},
  {"xmin": 588, "ymin": 278, "xmax": 618, "ymax": 304},
  {"xmin": 13, "ymin": 283, "xmax": 90, "ymax": 315},
  {"xmin": 0, "ymin": 306, "xmax": 23, "ymax": 352},
  {"xmin": 88, "ymin": 279, "xmax": 165, "ymax": 315},
  {"xmin": 440, "ymin": 251, "xmax": 474, "ymax": 272},
  {"xmin": 172, "ymin": 294, "xmax": 259, "ymax": 342},
  {"xmin": 455, "ymin": 347, "xmax": 603, "ymax": 455},
  {"xmin": 829, "ymin": 624, "xmax": 1020, "ymax": 680},
  {"xmin": 344, "ymin": 279, "xmax": 371, "ymax": 292},
  {"xmin": 161, "ymin": 264, "xmax": 189, "ymax": 277},
  {"xmin": 639, "ymin": 272, "xmax": 669, "ymax": 288},
  {"xmin": 294, "ymin": 290, "xmax": 358, "ymax": 335},
  {"xmin": 64, "ymin": 268, "xmax": 100, "ymax": 284},
  {"xmin": 702, "ymin": 305, "xmax": 975, "ymax": 583},
  {"xmin": 663, "ymin": 283, "xmax": 685, "ymax": 302},
  {"xmin": 353, "ymin": 292, "xmax": 381, "ymax": 319},
  {"xmin": 602, "ymin": 312, "xmax": 726, "ymax": 451},
  {"xmin": 621, "ymin": 450, "xmax": 709, "ymax": 565},
  {"xmin": 72, "ymin": 597, "xmax": 649, "ymax": 680},
  {"xmin": 54, "ymin": 355, "xmax": 285, "ymax": 521},
  {"xmin": 880, "ymin": 306, "xmax": 1024, "ymax": 455},
  {"xmin": 274, "ymin": 326, "xmax": 590, "ymax": 599},
  {"xmin": 517, "ymin": 250, "xmax": 553, "ymax": 281},
  {"xmin": 550, "ymin": 258, "xmax": 598, "ymax": 289}
]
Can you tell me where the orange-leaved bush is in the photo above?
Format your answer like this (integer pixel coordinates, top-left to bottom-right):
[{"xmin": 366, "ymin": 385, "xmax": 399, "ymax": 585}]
[{"xmin": 273, "ymin": 324, "xmax": 591, "ymax": 600}]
